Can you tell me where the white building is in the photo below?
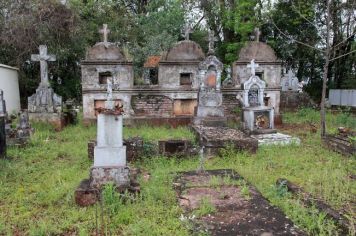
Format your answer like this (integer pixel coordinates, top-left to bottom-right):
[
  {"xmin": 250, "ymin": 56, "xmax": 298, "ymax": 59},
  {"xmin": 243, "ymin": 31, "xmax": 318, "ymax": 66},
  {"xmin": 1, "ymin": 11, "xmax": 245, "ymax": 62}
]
[{"xmin": 0, "ymin": 64, "xmax": 21, "ymax": 114}]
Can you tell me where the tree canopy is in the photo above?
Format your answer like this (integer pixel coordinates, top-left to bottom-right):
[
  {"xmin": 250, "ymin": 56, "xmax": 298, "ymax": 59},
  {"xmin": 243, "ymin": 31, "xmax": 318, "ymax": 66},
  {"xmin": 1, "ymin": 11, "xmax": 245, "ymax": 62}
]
[{"xmin": 0, "ymin": 0, "xmax": 354, "ymax": 105}]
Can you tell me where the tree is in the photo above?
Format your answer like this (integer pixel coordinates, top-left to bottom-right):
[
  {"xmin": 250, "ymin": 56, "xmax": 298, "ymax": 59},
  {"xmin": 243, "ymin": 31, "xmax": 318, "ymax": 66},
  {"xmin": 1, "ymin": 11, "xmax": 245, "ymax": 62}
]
[{"xmin": 268, "ymin": 0, "xmax": 356, "ymax": 136}]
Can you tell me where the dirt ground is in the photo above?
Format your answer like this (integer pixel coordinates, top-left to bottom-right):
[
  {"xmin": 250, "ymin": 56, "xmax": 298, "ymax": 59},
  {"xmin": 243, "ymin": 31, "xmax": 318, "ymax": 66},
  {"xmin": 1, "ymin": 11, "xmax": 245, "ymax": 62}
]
[{"xmin": 174, "ymin": 170, "xmax": 306, "ymax": 236}]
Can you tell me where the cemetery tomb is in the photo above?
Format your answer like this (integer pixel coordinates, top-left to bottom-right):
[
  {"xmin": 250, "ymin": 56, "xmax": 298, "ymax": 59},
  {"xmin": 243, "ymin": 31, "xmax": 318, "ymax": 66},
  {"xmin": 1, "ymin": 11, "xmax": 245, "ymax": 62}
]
[
  {"xmin": 194, "ymin": 33, "xmax": 226, "ymax": 127},
  {"xmin": 233, "ymin": 28, "xmax": 282, "ymax": 118},
  {"xmin": 241, "ymin": 59, "xmax": 275, "ymax": 134},
  {"xmin": 27, "ymin": 45, "xmax": 65, "ymax": 130},
  {"xmin": 6, "ymin": 110, "xmax": 34, "ymax": 146},
  {"xmin": 75, "ymin": 77, "xmax": 138, "ymax": 206},
  {"xmin": 81, "ymin": 25, "xmax": 284, "ymax": 127},
  {"xmin": 281, "ymin": 69, "xmax": 299, "ymax": 92}
]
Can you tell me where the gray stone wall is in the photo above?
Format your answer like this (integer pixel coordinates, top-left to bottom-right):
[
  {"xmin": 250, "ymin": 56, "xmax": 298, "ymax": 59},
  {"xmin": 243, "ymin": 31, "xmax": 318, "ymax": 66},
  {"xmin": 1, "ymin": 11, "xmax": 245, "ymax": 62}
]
[
  {"xmin": 233, "ymin": 62, "xmax": 282, "ymax": 88},
  {"xmin": 158, "ymin": 63, "xmax": 200, "ymax": 89},
  {"xmin": 81, "ymin": 63, "xmax": 134, "ymax": 90}
]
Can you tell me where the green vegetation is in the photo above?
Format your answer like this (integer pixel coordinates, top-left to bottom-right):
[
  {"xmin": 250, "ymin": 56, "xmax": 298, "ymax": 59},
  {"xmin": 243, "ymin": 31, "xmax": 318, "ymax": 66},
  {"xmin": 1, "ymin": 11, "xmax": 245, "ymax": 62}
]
[
  {"xmin": 283, "ymin": 108, "xmax": 356, "ymax": 131},
  {"xmin": 0, "ymin": 111, "xmax": 355, "ymax": 235},
  {"xmin": 193, "ymin": 197, "xmax": 216, "ymax": 218}
]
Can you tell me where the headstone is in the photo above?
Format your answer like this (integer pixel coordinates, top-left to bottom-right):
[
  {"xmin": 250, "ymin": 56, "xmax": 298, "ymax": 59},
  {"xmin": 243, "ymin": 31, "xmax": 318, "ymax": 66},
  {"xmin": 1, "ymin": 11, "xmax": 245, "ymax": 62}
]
[
  {"xmin": 222, "ymin": 66, "xmax": 234, "ymax": 87},
  {"xmin": 28, "ymin": 45, "xmax": 64, "ymax": 129},
  {"xmin": 90, "ymin": 78, "xmax": 130, "ymax": 189},
  {"xmin": 242, "ymin": 59, "xmax": 275, "ymax": 133},
  {"xmin": 194, "ymin": 54, "xmax": 226, "ymax": 127},
  {"xmin": 0, "ymin": 90, "xmax": 6, "ymax": 158},
  {"xmin": 281, "ymin": 69, "xmax": 299, "ymax": 91}
]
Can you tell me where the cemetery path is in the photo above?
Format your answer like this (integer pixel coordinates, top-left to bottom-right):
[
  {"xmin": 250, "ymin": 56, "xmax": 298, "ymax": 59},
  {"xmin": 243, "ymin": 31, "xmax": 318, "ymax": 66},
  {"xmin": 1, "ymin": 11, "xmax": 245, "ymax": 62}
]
[{"xmin": 174, "ymin": 169, "xmax": 306, "ymax": 236}]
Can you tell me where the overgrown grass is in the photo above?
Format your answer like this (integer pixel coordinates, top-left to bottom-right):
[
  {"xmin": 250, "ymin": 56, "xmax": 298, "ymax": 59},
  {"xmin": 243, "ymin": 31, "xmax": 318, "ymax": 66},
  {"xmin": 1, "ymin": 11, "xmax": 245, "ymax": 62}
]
[
  {"xmin": 283, "ymin": 107, "xmax": 356, "ymax": 131},
  {"xmin": 0, "ymin": 111, "xmax": 355, "ymax": 235}
]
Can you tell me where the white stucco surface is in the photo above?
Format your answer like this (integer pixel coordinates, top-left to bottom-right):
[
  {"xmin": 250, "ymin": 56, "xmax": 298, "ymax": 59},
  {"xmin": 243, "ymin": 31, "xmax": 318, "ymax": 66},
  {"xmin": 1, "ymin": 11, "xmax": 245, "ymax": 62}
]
[{"xmin": 0, "ymin": 64, "xmax": 21, "ymax": 114}]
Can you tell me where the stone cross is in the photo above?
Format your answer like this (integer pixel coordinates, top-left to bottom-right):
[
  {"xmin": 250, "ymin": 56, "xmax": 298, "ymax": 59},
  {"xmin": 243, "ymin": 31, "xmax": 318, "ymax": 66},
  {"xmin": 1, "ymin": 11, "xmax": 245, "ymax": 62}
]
[
  {"xmin": 182, "ymin": 24, "xmax": 193, "ymax": 40},
  {"xmin": 99, "ymin": 24, "xmax": 110, "ymax": 43},
  {"xmin": 31, "ymin": 45, "xmax": 56, "ymax": 87},
  {"xmin": 254, "ymin": 27, "xmax": 261, "ymax": 42},
  {"xmin": 247, "ymin": 59, "xmax": 259, "ymax": 76},
  {"xmin": 208, "ymin": 30, "xmax": 218, "ymax": 54}
]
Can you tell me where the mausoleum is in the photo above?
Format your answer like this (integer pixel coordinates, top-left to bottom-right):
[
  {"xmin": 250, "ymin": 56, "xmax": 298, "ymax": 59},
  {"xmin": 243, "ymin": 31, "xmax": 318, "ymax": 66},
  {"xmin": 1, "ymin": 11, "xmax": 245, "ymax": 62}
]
[{"xmin": 232, "ymin": 29, "xmax": 282, "ymax": 117}]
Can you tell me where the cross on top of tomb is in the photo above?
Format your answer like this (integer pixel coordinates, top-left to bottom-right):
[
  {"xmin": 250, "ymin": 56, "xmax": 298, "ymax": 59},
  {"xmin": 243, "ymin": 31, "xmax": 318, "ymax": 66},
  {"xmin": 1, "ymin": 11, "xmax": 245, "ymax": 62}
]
[
  {"xmin": 208, "ymin": 30, "xmax": 218, "ymax": 54},
  {"xmin": 99, "ymin": 24, "xmax": 111, "ymax": 43},
  {"xmin": 247, "ymin": 59, "xmax": 259, "ymax": 76},
  {"xmin": 254, "ymin": 27, "xmax": 261, "ymax": 42},
  {"xmin": 31, "ymin": 45, "xmax": 56, "ymax": 87},
  {"xmin": 182, "ymin": 24, "xmax": 193, "ymax": 41}
]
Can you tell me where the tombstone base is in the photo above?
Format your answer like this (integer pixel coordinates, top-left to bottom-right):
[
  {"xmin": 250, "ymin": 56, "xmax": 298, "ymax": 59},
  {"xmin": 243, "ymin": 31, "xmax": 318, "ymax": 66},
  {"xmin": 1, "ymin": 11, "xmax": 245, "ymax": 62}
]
[
  {"xmin": 90, "ymin": 166, "xmax": 130, "ymax": 190},
  {"xmin": 251, "ymin": 133, "xmax": 301, "ymax": 146},
  {"xmin": 29, "ymin": 112, "xmax": 65, "ymax": 130},
  {"xmin": 75, "ymin": 168, "xmax": 141, "ymax": 207},
  {"xmin": 74, "ymin": 179, "xmax": 99, "ymax": 207},
  {"xmin": 193, "ymin": 116, "xmax": 227, "ymax": 127}
]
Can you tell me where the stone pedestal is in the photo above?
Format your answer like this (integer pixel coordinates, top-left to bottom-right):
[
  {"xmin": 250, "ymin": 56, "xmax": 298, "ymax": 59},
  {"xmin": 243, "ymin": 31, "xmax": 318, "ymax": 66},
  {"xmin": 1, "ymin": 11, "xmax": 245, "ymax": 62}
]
[
  {"xmin": 28, "ymin": 85, "xmax": 64, "ymax": 129},
  {"xmin": 242, "ymin": 106, "xmax": 275, "ymax": 134},
  {"xmin": 90, "ymin": 166, "xmax": 130, "ymax": 189},
  {"xmin": 90, "ymin": 111, "xmax": 130, "ymax": 189},
  {"xmin": 29, "ymin": 112, "xmax": 65, "ymax": 130}
]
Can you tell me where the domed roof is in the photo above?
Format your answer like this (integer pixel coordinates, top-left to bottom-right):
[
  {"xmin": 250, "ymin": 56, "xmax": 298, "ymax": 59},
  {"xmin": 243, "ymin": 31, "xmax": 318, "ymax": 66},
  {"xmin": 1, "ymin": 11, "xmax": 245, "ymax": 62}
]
[
  {"xmin": 161, "ymin": 40, "xmax": 205, "ymax": 61},
  {"xmin": 237, "ymin": 41, "xmax": 278, "ymax": 62},
  {"xmin": 86, "ymin": 42, "xmax": 126, "ymax": 61}
]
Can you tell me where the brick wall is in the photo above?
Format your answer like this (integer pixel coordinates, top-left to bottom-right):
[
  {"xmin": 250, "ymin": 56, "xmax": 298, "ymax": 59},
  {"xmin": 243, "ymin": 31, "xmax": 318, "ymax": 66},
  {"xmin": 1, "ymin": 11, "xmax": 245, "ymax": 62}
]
[
  {"xmin": 132, "ymin": 95, "xmax": 173, "ymax": 117},
  {"xmin": 223, "ymin": 94, "xmax": 241, "ymax": 116}
]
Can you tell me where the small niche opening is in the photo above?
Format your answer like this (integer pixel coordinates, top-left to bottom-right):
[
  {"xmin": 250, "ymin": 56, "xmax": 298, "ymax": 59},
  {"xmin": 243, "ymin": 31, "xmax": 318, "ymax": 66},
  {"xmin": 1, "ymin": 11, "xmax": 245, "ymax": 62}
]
[
  {"xmin": 99, "ymin": 72, "xmax": 112, "ymax": 84},
  {"xmin": 180, "ymin": 73, "xmax": 192, "ymax": 86}
]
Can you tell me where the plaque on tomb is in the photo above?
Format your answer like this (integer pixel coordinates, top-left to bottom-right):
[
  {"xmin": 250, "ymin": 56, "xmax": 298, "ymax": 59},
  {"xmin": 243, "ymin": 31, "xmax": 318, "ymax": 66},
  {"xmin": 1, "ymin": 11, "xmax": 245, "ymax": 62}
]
[
  {"xmin": 248, "ymin": 86, "xmax": 259, "ymax": 107},
  {"xmin": 254, "ymin": 111, "xmax": 270, "ymax": 129}
]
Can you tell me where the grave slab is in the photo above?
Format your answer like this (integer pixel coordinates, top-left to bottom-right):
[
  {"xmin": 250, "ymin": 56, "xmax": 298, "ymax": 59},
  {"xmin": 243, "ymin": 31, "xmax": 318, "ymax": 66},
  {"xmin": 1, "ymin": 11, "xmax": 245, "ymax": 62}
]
[
  {"xmin": 251, "ymin": 133, "xmax": 301, "ymax": 146},
  {"xmin": 174, "ymin": 169, "xmax": 305, "ymax": 235},
  {"xmin": 192, "ymin": 126, "xmax": 258, "ymax": 155}
]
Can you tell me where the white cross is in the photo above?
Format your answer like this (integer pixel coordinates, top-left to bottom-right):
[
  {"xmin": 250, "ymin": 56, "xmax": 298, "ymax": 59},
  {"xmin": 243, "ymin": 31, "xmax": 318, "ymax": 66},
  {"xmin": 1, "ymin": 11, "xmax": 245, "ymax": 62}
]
[
  {"xmin": 247, "ymin": 59, "xmax": 259, "ymax": 76},
  {"xmin": 255, "ymin": 27, "xmax": 261, "ymax": 42},
  {"xmin": 99, "ymin": 24, "xmax": 110, "ymax": 43},
  {"xmin": 208, "ymin": 30, "xmax": 218, "ymax": 54},
  {"xmin": 182, "ymin": 24, "xmax": 193, "ymax": 40},
  {"xmin": 31, "ymin": 45, "xmax": 56, "ymax": 87}
]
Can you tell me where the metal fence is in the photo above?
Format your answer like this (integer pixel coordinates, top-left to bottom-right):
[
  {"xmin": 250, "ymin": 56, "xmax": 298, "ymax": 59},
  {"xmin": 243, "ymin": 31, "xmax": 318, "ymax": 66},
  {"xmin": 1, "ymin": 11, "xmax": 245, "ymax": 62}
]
[{"xmin": 328, "ymin": 89, "xmax": 356, "ymax": 107}]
